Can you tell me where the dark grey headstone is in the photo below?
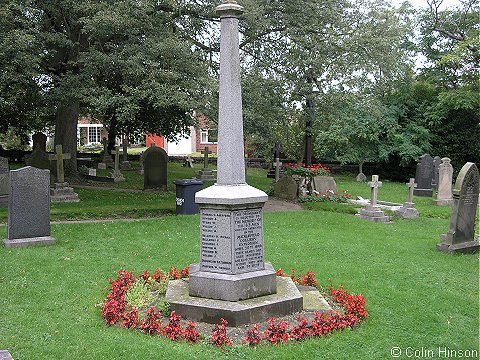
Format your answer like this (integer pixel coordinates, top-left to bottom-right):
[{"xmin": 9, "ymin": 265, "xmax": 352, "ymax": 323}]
[
  {"xmin": 274, "ymin": 175, "xmax": 297, "ymax": 200},
  {"xmin": 413, "ymin": 154, "xmax": 434, "ymax": 197},
  {"xmin": 0, "ymin": 157, "xmax": 9, "ymax": 195},
  {"xmin": 143, "ymin": 146, "xmax": 168, "ymax": 191},
  {"xmin": 25, "ymin": 147, "xmax": 50, "ymax": 170},
  {"xmin": 4, "ymin": 166, "xmax": 55, "ymax": 247},
  {"xmin": 32, "ymin": 132, "xmax": 47, "ymax": 151},
  {"xmin": 437, "ymin": 162, "xmax": 479, "ymax": 253}
]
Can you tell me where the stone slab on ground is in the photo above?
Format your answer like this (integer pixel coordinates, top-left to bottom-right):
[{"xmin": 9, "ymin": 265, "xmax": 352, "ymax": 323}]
[
  {"xmin": 167, "ymin": 276, "xmax": 303, "ymax": 327},
  {"xmin": 4, "ymin": 235, "xmax": 56, "ymax": 248}
]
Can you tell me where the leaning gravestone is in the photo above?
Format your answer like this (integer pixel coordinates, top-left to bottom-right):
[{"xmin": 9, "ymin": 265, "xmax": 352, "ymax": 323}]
[
  {"xmin": 413, "ymin": 154, "xmax": 434, "ymax": 197},
  {"xmin": 437, "ymin": 162, "xmax": 479, "ymax": 253},
  {"xmin": 3, "ymin": 166, "xmax": 56, "ymax": 248},
  {"xmin": 433, "ymin": 157, "xmax": 453, "ymax": 206},
  {"xmin": 274, "ymin": 175, "xmax": 298, "ymax": 201},
  {"xmin": 0, "ymin": 157, "xmax": 9, "ymax": 207},
  {"xmin": 143, "ymin": 145, "xmax": 168, "ymax": 191}
]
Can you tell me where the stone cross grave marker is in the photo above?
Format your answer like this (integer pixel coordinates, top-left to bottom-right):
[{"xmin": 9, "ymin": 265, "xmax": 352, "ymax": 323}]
[
  {"xmin": 48, "ymin": 144, "xmax": 70, "ymax": 184},
  {"xmin": 143, "ymin": 145, "xmax": 168, "ymax": 190},
  {"xmin": 413, "ymin": 154, "xmax": 434, "ymax": 197},
  {"xmin": 396, "ymin": 178, "xmax": 419, "ymax": 219},
  {"xmin": 197, "ymin": 146, "xmax": 216, "ymax": 181},
  {"xmin": 98, "ymin": 137, "xmax": 113, "ymax": 169},
  {"xmin": 167, "ymin": 0, "xmax": 303, "ymax": 327},
  {"xmin": 3, "ymin": 166, "xmax": 56, "ymax": 247},
  {"xmin": 110, "ymin": 146, "xmax": 125, "ymax": 182},
  {"xmin": 368, "ymin": 175, "xmax": 382, "ymax": 207},
  {"xmin": 433, "ymin": 157, "xmax": 453, "ymax": 206},
  {"xmin": 437, "ymin": 162, "xmax": 479, "ymax": 253},
  {"xmin": 267, "ymin": 143, "xmax": 283, "ymax": 179},
  {"xmin": 356, "ymin": 175, "xmax": 390, "ymax": 222},
  {"xmin": 0, "ymin": 156, "xmax": 9, "ymax": 207}
]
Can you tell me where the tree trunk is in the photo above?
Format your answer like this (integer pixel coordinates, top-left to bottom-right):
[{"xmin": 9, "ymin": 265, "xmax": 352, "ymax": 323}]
[
  {"xmin": 359, "ymin": 160, "xmax": 364, "ymax": 174},
  {"xmin": 107, "ymin": 115, "xmax": 118, "ymax": 154},
  {"xmin": 54, "ymin": 100, "xmax": 79, "ymax": 177}
]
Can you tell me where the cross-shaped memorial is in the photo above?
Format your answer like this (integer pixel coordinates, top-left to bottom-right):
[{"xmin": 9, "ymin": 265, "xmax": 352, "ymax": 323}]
[
  {"xmin": 120, "ymin": 135, "xmax": 132, "ymax": 170},
  {"xmin": 98, "ymin": 137, "xmax": 113, "ymax": 169},
  {"xmin": 48, "ymin": 145, "xmax": 80, "ymax": 202},
  {"xmin": 166, "ymin": 0, "xmax": 303, "ymax": 326},
  {"xmin": 396, "ymin": 178, "xmax": 419, "ymax": 219},
  {"xmin": 356, "ymin": 175, "xmax": 390, "ymax": 222},
  {"xmin": 196, "ymin": 146, "xmax": 216, "ymax": 181},
  {"xmin": 110, "ymin": 146, "xmax": 125, "ymax": 182}
]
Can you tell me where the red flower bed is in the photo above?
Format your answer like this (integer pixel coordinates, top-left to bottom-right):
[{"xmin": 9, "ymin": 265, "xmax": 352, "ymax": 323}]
[{"xmin": 101, "ymin": 266, "xmax": 368, "ymax": 347}]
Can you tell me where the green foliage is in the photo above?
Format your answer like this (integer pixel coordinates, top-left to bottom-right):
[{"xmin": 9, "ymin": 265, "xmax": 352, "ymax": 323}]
[
  {"xmin": 157, "ymin": 299, "xmax": 171, "ymax": 317},
  {"xmin": 124, "ymin": 281, "xmax": 154, "ymax": 309}
]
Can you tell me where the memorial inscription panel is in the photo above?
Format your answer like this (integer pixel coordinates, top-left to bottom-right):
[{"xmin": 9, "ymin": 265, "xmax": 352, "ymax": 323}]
[{"xmin": 200, "ymin": 208, "xmax": 265, "ymax": 274}]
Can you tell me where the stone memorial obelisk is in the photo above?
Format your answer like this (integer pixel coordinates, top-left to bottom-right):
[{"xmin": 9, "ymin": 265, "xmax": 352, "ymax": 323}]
[{"xmin": 167, "ymin": 1, "xmax": 303, "ymax": 326}]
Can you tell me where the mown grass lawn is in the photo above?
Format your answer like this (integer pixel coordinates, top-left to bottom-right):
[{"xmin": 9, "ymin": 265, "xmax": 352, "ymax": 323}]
[{"xmin": 0, "ymin": 166, "xmax": 478, "ymax": 359}]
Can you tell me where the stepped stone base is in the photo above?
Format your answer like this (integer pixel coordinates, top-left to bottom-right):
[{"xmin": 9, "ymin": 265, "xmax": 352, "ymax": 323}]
[
  {"xmin": 50, "ymin": 183, "xmax": 80, "ymax": 203},
  {"xmin": 166, "ymin": 276, "xmax": 303, "ymax": 326},
  {"xmin": 356, "ymin": 206, "xmax": 390, "ymax": 222},
  {"xmin": 196, "ymin": 169, "xmax": 216, "ymax": 181},
  {"xmin": 110, "ymin": 170, "xmax": 125, "ymax": 182},
  {"xmin": 189, "ymin": 263, "xmax": 277, "ymax": 302},
  {"xmin": 432, "ymin": 198, "xmax": 453, "ymax": 206},
  {"xmin": 4, "ymin": 236, "xmax": 56, "ymax": 248}
]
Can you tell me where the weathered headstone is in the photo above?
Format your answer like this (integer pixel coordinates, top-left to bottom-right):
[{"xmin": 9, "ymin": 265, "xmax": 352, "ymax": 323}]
[
  {"xmin": 433, "ymin": 157, "xmax": 453, "ymax": 206},
  {"xmin": 313, "ymin": 176, "xmax": 337, "ymax": 195},
  {"xmin": 0, "ymin": 157, "xmax": 9, "ymax": 207},
  {"xmin": 3, "ymin": 166, "xmax": 56, "ymax": 247},
  {"xmin": 274, "ymin": 175, "xmax": 298, "ymax": 200},
  {"xmin": 48, "ymin": 145, "xmax": 80, "ymax": 203},
  {"xmin": 167, "ymin": 1, "xmax": 302, "ymax": 327},
  {"xmin": 32, "ymin": 132, "xmax": 47, "ymax": 151},
  {"xmin": 356, "ymin": 175, "xmax": 390, "ymax": 222},
  {"xmin": 395, "ymin": 178, "xmax": 419, "ymax": 219},
  {"xmin": 432, "ymin": 156, "xmax": 442, "ymax": 190},
  {"xmin": 413, "ymin": 154, "xmax": 434, "ymax": 197},
  {"xmin": 25, "ymin": 146, "xmax": 49, "ymax": 170},
  {"xmin": 120, "ymin": 135, "xmax": 132, "ymax": 170},
  {"xmin": 196, "ymin": 146, "xmax": 216, "ymax": 181},
  {"xmin": 143, "ymin": 145, "xmax": 168, "ymax": 191},
  {"xmin": 98, "ymin": 137, "xmax": 113, "ymax": 169},
  {"xmin": 437, "ymin": 162, "xmax": 479, "ymax": 253},
  {"xmin": 110, "ymin": 146, "xmax": 125, "ymax": 182}
]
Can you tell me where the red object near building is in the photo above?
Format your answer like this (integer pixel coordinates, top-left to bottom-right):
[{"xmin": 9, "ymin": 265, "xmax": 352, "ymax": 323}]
[{"xmin": 146, "ymin": 133, "xmax": 165, "ymax": 148}]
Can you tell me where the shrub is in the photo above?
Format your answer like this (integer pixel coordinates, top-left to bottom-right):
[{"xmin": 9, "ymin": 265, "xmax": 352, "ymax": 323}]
[
  {"xmin": 124, "ymin": 281, "xmax": 154, "ymax": 309},
  {"xmin": 162, "ymin": 311, "xmax": 184, "ymax": 340},
  {"xmin": 140, "ymin": 306, "xmax": 162, "ymax": 335},
  {"xmin": 184, "ymin": 321, "xmax": 200, "ymax": 343},
  {"xmin": 211, "ymin": 318, "xmax": 232, "ymax": 347},
  {"xmin": 263, "ymin": 318, "xmax": 289, "ymax": 344},
  {"xmin": 244, "ymin": 324, "xmax": 262, "ymax": 346}
]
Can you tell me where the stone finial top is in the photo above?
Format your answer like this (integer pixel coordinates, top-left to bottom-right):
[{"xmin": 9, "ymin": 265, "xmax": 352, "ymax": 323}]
[
  {"xmin": 216, "ymin": 0, "xmax": 244, "ymax": 17},
  {"xmin": 441, "ymin": 157, "xmax": 451, "ymax": 164}
]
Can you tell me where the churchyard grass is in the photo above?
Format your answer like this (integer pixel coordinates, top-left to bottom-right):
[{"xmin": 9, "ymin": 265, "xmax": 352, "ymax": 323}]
[{"xmin": 0, "ymin": 208, "xmax": 478, "ymax": 359}]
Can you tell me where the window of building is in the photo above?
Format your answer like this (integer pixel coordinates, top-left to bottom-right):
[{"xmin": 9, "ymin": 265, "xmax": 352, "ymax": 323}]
[
  {"xmin": 88, "ymin": 126, "xmax": 102, "ymax": 144},
  {"xmin": 200, "ymin": 129, "xmax": 218, "ymax": 144}
]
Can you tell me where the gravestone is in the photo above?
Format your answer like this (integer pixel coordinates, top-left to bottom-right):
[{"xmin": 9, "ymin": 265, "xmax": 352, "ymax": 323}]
[
  {"xmin": 98, "ymin": 137, "xmax": 113, "ymax": 169},
  {"xmin": 356, "ymin": 162, "xmax": 367, "ymax": 182},
  {"xmin": 120, "ymin": 135, "xmax": 132, "ymax": 170},
  {"xmin": 413, "ymin": 154, "xmax": 434, "ymax": 197},
  {"xmin": 267, "ymin": 143, "xmax": 285, "ymax": 180},
  {"xmin": 167, "ymin": 1, "xmax": 302, "ymax": 327},
  {"xmin": 433, "ymin": 157, "xmax": 453, "ymax": 206},
  {"xmin": 437, "ymin": 162, "xmax": 479, "ymax": 253},
  {"xmin": 143, "ymin": 145, "xmax": 168, "ymax": 191},
  {"xmin": 313, "ymin": 176, "xmax": 337, "ymax": 195},
  {"xmin": 395, "ymin": 178, "xmax": 419, "ymax": 219},
  {"xmin": 183, "ymin": 156, "xmax": 194, "ymax": 168},
  {"xmin": 88, "ymin": 168, "xmax": 97, "ymax": 176},
  {"xmin": 196, "ymin": 146, "xmax": 216, "ymax": 181},
  {"xmin": 3, "ymin": 166, "xmax": 56, "ymax": 247},
  {"xmin": 432, "ymin": 156, "xmax": 442, "ymax": 190},
  {"xmin": 48, "ymin": 145, "xmax": 80, "ymax": 203},
  {"xmin": 25, "ymin": 146, "xmax": 50, "ymax": 170},
  {"xmin": 0, "ymin": 157, "xmax": 9, "ymax": 207},
  {"xmin": 356, "ymin": 175, "xmax": 390, "ymax": 222},
  {"xmin": 32, "ymin": 132, "xmax": 47, "ymax": 151},
  {"xmin": 110, "ymin": 146, "xmax": 125, "ymax": 182},
  {"xmin": 274, "ymin": 175, "xmax": 298, "ymax": 200}
]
